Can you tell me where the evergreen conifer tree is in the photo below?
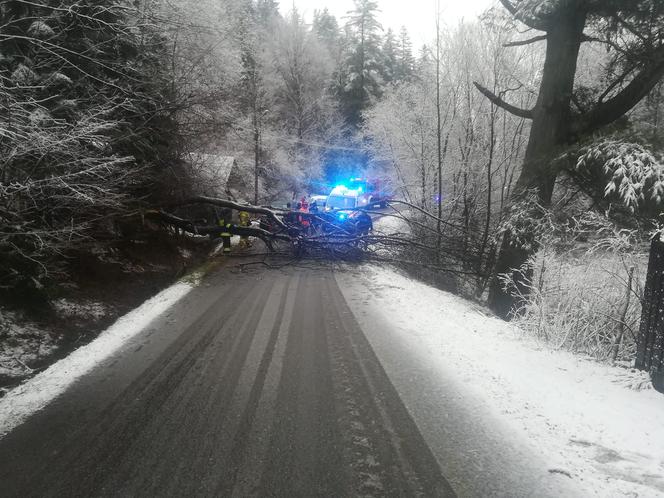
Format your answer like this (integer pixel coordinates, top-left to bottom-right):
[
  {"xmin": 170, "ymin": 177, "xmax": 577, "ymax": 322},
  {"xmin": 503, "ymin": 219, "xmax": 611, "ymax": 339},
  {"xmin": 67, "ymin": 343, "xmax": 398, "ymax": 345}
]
[
  {"xmin": 382, "ymin": 28, "xmax": 398, "ymax": 84},
  {"xmin": 396, "ymin": 26, "xmax": 415, "ymax": 81},
  {"xmin": 342, "ymin": 0, "xmax": 384, "ymax": 125}
]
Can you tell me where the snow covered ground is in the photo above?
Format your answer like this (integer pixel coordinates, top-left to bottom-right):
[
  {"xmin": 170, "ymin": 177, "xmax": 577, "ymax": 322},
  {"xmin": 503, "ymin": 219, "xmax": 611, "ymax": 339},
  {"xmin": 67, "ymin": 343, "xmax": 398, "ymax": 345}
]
[
  {"xmin": 51, "ymin": 299, "xmax": 108, "ymax": 322},
  {"xmin": 337, "ymin": 265, "xmax": 664, "ymax": 497},
  {"xmin": 372, "ymin": 208, "xmax": 411, "ymax": 234},
  {"xmin": 0, "ymin": 299, "xmax": 111, "ymax": 384},
  {"xmin": 0, "ymin": 312, "xmax": 59, "ymax": 383},
  {"xmin": 0, "ymin": 280, "xmax": 194, "ymax": 438}
]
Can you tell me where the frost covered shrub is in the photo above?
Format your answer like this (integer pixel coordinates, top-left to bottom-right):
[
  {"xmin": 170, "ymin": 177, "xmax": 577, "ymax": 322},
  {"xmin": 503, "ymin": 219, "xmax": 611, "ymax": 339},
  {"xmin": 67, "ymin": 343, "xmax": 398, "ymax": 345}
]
[
  {"xmin": 27, "ymin": 20, "xmax": 55, "ymax": 39},
  {"xmin": 0, "ymin": 1, "xmax": 178, "ymax": 296},
  {"xmin": 496, "ymin": 190, "xmax": 555, "ymax": 252},
  {"xmin": 576, "ymin": 139, "xmax": 664, "ymax": 212},
  {"xmin": 506, "ymin": 213, "xmax": 646, "ymax": 363},
  {"xmin": 45, "ymin": 72, "xmax": 73, "ymax": 90},
  {"xmin": 10, "ymin": 64, "xmax": 37, "ymax": 85}
]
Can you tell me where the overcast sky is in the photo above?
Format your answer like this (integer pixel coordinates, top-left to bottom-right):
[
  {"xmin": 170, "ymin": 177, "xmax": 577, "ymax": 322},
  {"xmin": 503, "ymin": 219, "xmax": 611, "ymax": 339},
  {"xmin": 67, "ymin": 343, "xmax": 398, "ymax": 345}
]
[{"xmin": 281, "ymin": 0, "xmax": 497, "ymax": 48}]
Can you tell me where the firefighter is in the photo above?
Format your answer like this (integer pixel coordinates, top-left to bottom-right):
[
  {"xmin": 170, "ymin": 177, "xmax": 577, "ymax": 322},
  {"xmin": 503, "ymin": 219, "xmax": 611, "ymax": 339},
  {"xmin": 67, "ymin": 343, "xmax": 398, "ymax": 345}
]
[
  {"xmin": 298, "ymin": 198, "xmax": 311, "ymax": 233},
  {"xmin": 217, "ymin": 207, "xmax": 233, "ymax": 254},
  {"xmin": 238, "ymin": 209, "xmax": 252, "ymax": 249}
]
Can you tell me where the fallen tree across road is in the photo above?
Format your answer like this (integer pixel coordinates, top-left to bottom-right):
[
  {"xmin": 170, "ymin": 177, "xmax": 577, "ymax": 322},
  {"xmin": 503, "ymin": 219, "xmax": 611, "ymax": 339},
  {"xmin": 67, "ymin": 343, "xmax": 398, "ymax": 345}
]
[
  {"xmin": 172, "ymin": 196, "xmax": 290, "ymax": 231},
  {"xmin": 154, "ymin": 197, "xmax": 485, "ymax": 279},
  {"xmin": 147, "ymin": 211, "xmax": 291, "ymax": 252}
]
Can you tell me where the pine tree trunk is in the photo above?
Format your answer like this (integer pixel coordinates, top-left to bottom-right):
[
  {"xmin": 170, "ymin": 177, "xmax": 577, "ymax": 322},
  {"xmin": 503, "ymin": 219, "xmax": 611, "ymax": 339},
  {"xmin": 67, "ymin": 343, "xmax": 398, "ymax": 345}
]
[{"xmin": 488, "ymin": 7, "xmax": 587, "ymax": 319}]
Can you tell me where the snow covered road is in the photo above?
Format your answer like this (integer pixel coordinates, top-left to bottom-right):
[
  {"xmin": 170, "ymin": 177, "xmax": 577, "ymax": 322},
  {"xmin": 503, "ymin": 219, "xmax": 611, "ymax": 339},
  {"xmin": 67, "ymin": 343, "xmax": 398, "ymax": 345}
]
[
  {"xmin": 337, "ymin": 265, "xmax": 664, "ymax": 498},
  {"xmin": 0, "ymin": 264, "xmax": 451, "ymax": 497},
  {"xmin": 0, "ymin": 261, "xmax": 661, "ymax": 497}
]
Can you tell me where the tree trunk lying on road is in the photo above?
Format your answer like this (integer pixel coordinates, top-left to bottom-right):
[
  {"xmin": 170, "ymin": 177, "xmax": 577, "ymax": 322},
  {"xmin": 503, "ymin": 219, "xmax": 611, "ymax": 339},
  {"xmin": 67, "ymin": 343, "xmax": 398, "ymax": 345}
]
[
  {"xmin": 172, "ymin": 196, "xmax": 289, "ymax": 230},
  {"xmin": 147, "ymin": 210, "xmax": 290, "ymax": 252},
  {"xmin": 152, "ymin": 197, "xmax": 482, "ymax": 277}
]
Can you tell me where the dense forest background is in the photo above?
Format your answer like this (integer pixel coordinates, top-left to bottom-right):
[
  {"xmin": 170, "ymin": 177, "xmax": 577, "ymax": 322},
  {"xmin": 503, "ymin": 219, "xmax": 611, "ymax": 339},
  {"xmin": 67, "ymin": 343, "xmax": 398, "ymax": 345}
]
[{"xmin": 2, "ymin": 0, "xmax": 664, "ymax": 363}]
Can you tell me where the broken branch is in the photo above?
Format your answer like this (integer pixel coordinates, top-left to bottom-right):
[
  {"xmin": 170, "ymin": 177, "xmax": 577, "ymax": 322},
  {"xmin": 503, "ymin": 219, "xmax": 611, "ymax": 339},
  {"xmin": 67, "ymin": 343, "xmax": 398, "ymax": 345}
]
[{"xmin": 173, "ymin": 196, "xmax": 289, "ymax": 231}]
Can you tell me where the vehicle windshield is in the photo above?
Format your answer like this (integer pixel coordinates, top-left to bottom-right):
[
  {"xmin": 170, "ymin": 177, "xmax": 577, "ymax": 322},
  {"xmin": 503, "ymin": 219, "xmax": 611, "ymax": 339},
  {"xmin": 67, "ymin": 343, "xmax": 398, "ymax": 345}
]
[{"xmin": 326, "ymin": 195, "xmax": 356, "ymax": 210}]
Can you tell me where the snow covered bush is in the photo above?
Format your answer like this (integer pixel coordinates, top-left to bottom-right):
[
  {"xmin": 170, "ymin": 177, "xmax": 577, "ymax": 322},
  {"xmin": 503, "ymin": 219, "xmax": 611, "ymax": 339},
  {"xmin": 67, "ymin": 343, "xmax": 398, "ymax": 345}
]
[
  {"xmin": 0, "ymin": 1, "xmax": 179, "ymax": 297},
  {"xmin": 506, "ymin": 213, "xmax": 646, "ymax": 363},
  {"xmin": 495, "ymin": 190, "xmax": 555, "ymax": 252},
  {"xmin": 27, "ymin": 20, "xmax": 55, "ymax": 39},
  {"xmin": 576, "ymin": 140, "xmax": 664, "ymax": 212}
]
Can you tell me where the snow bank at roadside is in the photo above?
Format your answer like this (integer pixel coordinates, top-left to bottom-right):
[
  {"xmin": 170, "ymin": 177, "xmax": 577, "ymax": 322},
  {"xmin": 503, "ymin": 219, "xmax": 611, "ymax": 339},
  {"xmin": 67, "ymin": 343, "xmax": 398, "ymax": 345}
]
[
  {"xmin": 340, "ymin": 265, "xmax": 664, "ymax": 498},
  {"xmin": 0, "ymin": 281, "xmax": 194, "ymax": 438}
]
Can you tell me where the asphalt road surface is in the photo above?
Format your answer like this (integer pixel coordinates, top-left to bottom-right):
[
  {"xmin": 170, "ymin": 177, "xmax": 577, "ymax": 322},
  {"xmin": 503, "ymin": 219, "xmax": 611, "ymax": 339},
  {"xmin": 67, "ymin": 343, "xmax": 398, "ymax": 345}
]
[{"xmin": 0, "ymin": 264, "xmax": 456, "ymax": 497}]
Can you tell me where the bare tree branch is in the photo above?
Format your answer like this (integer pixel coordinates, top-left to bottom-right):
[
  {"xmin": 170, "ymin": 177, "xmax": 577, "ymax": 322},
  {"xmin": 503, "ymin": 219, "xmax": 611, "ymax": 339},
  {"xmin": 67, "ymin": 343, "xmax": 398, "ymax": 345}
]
[
  {"xmin": 572, "ymin": 46, "xmax": 664, "ymax": 136},
  {"xmin": 504, "ymin": 34, "xmax": 547, "ymax": 47},
  {"xmin": 581, "ymin": 33, "xmax": 630, "ymax": 57},
  {"xmin": 473, "ymin": 82, "xmax": 534, "ymax": 119},
  {"xmin": 386, "ymin": 200, "xmax": 468, "ymax": 231},
  {"xmin": 596, "ymin": 63, "xmax": 639, "ymax": 104}
]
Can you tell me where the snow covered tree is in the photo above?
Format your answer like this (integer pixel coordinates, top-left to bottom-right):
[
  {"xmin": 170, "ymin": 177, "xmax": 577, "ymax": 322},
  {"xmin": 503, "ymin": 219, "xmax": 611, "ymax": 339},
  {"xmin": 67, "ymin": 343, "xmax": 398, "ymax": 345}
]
[
  {"xmin": 364, "ymin": 19, "xmax": 535, "ymax": 288},
  {"xmin": 232, "ymin": 0, "xmax": 282, "ymax": 203},
  {"xmin": 477, "ymin": 0, "xmax": 664, "ymax": 318},
  {"xmin": 382, "ymin": 28, "xmax": 398, "ymax": 84},
  {"xmin": 417, "ymin": 43, "xmax": 431, "ymax": 72},
  {"xmin": 396, "ymin": 26, "xmax": 416, "ymax": 82},
  {"xmin": 256, "ymin": 0, "xmax": 280, "ymax": 25},
  {"xmin": 342, "ymin": 0, "xmax": 385, "ymax": 125},
  {"xmin": 0, "ymin": 0, "xmax": 175, "ymax": 294},
  {"xmin": 313, "ymin": 8, "xmax": 347, "ymax": 102},
  {"xmin": 268, "ymin": 9, "xmax": 342, "ymax": 190},
  {"xmin": 313, "ymin": 8, "xmax": 340, "ymax": 50},
  {"xmin": 159, "ymin": 0, "xmax": 244, "ymax": 142}
]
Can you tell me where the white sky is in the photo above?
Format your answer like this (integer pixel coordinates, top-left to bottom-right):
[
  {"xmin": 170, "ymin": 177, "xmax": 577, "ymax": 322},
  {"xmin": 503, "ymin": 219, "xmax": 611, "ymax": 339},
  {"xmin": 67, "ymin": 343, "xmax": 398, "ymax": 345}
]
[{"xmin": 281, "ymin": 0, "xmax": 496, "ymax": 48}]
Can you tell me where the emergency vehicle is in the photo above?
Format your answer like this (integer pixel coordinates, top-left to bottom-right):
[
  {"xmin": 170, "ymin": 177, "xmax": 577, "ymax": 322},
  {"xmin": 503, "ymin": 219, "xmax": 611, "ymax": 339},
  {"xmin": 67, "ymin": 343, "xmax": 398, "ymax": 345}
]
[
  {"xmin": 324, "ymin": 178, "xmax": 390, "ymax": 211},
  {"xmin": 325, "ymin": 185, "xmax": 369, "ymax": 211}
]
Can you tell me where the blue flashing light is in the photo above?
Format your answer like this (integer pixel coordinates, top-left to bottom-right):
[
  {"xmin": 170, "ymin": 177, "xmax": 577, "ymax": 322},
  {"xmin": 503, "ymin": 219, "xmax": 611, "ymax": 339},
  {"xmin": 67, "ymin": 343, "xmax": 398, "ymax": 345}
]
[
  {"xmin": 335, "ymin": 184, "xmax": 346, "ymax": 190},
  {"xmin": 337, "ymin": 212, "xmax": 348, "ymax": 221}
]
